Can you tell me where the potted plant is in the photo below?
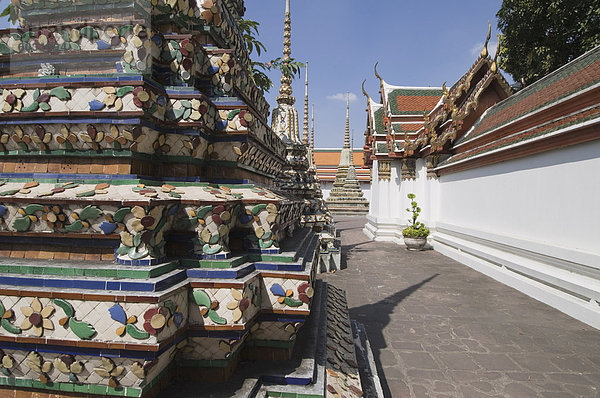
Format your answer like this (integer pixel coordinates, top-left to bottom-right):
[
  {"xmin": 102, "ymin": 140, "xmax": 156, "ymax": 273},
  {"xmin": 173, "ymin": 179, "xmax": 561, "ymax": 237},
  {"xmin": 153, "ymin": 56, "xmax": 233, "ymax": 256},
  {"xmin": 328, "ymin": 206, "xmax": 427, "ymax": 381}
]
[{"xmin": 402, "ymin": 193, "xmax": 430, "ymax": 251}]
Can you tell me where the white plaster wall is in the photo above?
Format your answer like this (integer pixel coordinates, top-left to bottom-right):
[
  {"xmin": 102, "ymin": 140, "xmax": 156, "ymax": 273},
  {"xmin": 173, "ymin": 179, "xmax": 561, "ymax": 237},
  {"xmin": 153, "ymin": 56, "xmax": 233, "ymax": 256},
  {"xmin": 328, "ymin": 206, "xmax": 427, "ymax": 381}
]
[
  {"xmin": 367, "ymin": 159, "xmax": 438, "ymax": 232},
  {"xmin": 437, "ymin": 140, "xmax": 600, "ymax": 257},
  {"xmin": 365, "ymin": 141, "xmax": 600, "ymax": 328}
]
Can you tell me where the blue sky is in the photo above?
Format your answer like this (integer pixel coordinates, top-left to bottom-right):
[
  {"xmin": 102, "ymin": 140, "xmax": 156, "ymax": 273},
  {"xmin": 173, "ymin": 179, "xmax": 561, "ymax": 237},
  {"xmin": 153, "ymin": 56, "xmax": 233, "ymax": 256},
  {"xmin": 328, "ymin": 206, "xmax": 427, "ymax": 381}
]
[
  {"xmin": 246, "ymin": 0, "xmax": 505, "ymax": 148},
  {"xmin": 0, "ymin": 0, "xmax": 505, "ymax": 148}
]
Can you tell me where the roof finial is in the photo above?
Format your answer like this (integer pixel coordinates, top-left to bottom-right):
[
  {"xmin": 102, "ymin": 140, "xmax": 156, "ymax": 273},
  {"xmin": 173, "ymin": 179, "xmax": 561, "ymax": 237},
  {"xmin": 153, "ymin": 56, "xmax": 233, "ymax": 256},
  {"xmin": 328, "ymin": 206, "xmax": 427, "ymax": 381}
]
[
  {"xmin": 344, "ymin": 92, "xmax": 350, "ymax": 149},
  {"xmin": 481, "ymin": 21, "xmax": 492, "ymax": 58},
  {"xmin": 442, "ymin": 81, "xmax": 449, "ymax": 98},
  {"xmin": 491, "ymin": 34, "xmax": 500, "ymax": 73},
  {"xmin": 361, "ymin": 79, "xmax": 371, "ymax": 105},
  {"xmin": 276, "ymin": 0, "xmax": 295, "ymax": 106},
  {"xmin": 302, "ymin": 61, "xmax": 309, "ymax": 144},
  {"xmin": 374, "ymin": 62, "xmax": 385, "ymax": 100},
  {"xmin": 374, "ymin": 62, "xmax": 382, "ymax": 82}
]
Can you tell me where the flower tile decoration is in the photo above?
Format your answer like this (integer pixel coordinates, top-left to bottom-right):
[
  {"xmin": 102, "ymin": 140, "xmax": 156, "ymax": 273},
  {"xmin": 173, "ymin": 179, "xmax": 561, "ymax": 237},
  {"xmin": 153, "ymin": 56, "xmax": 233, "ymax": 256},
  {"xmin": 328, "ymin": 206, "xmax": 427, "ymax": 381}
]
[
  {"xmin": 0, "ymin": 0, "xmax": 324, "ymax": 395},
  {"xmin": 108, "ymin": 303, "xmax": 150, "ymax": 340},
  {"xmin": 20, "ymin": 298, "xmax": 54, "ymax": 337}
]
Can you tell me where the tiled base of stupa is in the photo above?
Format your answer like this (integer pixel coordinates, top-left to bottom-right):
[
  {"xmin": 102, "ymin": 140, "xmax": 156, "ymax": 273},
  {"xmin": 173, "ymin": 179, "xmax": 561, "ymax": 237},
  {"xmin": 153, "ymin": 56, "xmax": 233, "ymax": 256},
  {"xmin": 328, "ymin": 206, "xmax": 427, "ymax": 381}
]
[
  {"xmin": 0, "ymin": 224, "xmax": 322, "ymax": 398},
  {"xmin": 164, "ymin": 281, "xmax": 367, "ymax": 398},
  {"xmin": 0, "ymin": 0, "xmax": 359, "ymax": 396}
]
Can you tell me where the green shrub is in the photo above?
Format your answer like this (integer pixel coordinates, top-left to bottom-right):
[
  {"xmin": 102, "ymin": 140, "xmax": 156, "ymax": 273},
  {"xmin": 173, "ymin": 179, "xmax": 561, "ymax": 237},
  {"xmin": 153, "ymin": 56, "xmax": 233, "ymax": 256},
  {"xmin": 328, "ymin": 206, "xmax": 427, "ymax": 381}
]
[{"xmin": 402, "ymin": 193, "xmax": 429, "ymax": 238}]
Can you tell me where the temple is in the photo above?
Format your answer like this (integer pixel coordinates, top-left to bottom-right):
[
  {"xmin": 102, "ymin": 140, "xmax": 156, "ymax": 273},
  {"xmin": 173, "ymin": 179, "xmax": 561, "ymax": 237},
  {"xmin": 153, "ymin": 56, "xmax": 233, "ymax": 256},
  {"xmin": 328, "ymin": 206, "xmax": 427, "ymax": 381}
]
[
  {"xmin": 0, "ymin": 0, "xmax": 357, "ymax": 397},
  {"xmin": 325, "ymin": 94, "xmax": 369, "ymax": 215},
  {"xmin": 363, "ymin": 25, "xmax": 600, "ymax": 329}
]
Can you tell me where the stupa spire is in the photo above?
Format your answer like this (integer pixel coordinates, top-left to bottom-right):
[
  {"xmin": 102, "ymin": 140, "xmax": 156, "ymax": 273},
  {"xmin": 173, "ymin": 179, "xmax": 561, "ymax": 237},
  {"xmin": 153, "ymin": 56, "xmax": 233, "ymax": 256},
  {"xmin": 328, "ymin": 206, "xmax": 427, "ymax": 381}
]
[
  {"xmin": 310, "ymin": 104, "xmax": 315, "ymax": 167},
  {"xmin": 311, "ymin": 105, "xmax": 315, "ymax": 151},
  {"xmin": 276, "ymin": 0, "xmax": 295, "ymax": 106},
  {"xmin": 344, "ymin": 92, "xmax": 350, "ymax": 149},
  {"xmin": 303, "ymin": 62, "xmax": 309, "ymax": 145},
  {"xmin": 326, "ymin": 94, "xmax": 369, "ymax": 215}
]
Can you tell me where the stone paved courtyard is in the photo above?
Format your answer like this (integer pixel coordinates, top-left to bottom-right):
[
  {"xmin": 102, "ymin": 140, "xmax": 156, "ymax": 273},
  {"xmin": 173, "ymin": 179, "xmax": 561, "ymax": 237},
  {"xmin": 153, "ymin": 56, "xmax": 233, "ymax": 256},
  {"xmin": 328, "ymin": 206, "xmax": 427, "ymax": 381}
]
[{"xmin": 320, "ymin": 217, "xmax": 600, "ymax": 398}]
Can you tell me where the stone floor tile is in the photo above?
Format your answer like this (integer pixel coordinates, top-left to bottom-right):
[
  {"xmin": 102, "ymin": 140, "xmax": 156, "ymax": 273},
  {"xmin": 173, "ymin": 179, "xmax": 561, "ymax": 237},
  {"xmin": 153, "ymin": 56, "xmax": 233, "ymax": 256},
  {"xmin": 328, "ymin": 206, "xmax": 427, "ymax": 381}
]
[
  {"xmin": 438, "ymin": 353, "xmax": 481, "ymax": 371},
  {"xmin": 469, "ymin": 353, "xmax": 522, "ymax": 371},
  {"xmin": 400, "ymin": 351, "xmax": 440, "ymax": 370},
  {"xmin": 503, "ymin": 382, "xmax": 540, "ymax": 397},
  {"xmin": 320, "ymin": 217, "xmax": 600, "ymax": 398}
]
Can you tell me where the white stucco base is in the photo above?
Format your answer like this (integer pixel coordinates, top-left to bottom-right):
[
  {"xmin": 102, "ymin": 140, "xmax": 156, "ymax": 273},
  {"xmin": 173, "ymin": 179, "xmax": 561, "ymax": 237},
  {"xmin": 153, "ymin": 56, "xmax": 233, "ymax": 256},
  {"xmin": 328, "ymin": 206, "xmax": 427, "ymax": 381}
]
[
  {"xmin": 364, "ymin": 141, "xmax": 600, "ymax": 329},
  {"xmin": 363, "ymin": 214, "xmax": 406, "ymax": 245},
  {"xmin": 432, "ymin": 223, "xmax": 600, "ymax": 329}
]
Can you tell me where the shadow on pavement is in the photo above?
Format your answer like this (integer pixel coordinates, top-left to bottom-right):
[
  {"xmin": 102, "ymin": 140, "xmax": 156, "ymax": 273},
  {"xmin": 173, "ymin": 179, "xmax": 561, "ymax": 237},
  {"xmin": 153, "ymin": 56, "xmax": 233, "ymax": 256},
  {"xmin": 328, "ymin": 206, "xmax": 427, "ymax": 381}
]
[{"xmin": 349, "ymin": 274, "xmax": 439, "ymax": 398}]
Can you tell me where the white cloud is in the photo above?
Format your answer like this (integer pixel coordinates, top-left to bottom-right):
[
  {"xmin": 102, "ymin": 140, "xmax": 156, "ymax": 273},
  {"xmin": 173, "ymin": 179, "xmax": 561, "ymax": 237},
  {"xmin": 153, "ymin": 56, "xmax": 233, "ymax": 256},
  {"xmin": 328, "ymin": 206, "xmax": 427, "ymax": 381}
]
[
  {"xmin": 326, "ymin": 92, "xmax": 358, "ymax": 102},
  {"xmin": 470, "ymin": 41, "xmax": 498, "ymax": 58}
]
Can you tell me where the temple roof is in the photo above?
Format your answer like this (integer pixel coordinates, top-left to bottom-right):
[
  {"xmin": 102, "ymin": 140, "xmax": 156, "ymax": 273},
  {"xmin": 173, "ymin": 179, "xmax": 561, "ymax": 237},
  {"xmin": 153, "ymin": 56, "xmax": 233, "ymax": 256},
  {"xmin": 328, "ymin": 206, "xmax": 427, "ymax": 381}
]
[
  {"xmin": 372, "ymin": 105, "xmax": 385, "ymax": 134},
  {"xmin": 458, "ymin": 45, "xmax": 600, "ymax": 146},
  {"xmin": 384, "ymin": 83, "xmax": 443, "ymax": 116},
  {"xmin": 438, "ymin": 45, "xmax": 600, "ymax": 174},
  {"xmin": 392, "ymin": 123, "xmax": 424, "ymax": 133}
]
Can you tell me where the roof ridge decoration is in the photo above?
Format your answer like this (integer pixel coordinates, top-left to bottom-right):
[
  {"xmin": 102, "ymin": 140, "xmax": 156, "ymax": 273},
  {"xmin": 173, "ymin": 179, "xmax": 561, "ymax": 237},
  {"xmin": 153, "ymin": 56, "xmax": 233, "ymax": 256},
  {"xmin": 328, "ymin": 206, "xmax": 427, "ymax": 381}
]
[
  {"xmin": 480, "ymin": 21, "xmax": 492, "ymax": 58},
  {"xmin": 419, "ymin": 24, "xmax": 512, "ymax": 153},
  {"xmin": 373, "ymin": 62, "xmax": 392, "ymax": 134},
  {"xmin": 455, "ymin": 45, "xmax": 600, "ymax": 148},
  {"xmin": 361, "ymin": 79, "xmax": 371, "ymax": 107},
  {"xmin": 491, "ymin": 35, "xmax": 501, "ymax": 74},
  {"xmin": 374, "ymin": 62, "xmax": 386, "ymax": 108}
]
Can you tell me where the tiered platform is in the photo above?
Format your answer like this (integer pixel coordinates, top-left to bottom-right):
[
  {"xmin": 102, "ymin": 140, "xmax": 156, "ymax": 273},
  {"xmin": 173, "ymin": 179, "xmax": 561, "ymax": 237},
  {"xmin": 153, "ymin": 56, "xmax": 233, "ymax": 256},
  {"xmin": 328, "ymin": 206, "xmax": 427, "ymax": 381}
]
[
  {"xmin": 167, "ymin": 280, "xmax": 365, "ymax": 398},
  {"xmin": 0, "ymin": 0, "xmax": 332, "ymax": 396}
]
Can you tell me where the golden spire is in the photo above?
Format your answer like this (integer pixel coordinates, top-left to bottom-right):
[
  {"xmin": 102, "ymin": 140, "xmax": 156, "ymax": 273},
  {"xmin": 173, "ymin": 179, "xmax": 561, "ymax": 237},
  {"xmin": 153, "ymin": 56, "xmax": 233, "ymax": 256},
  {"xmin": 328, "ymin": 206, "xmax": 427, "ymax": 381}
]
[
  {"xmin": 344, "ymin": 92, "xmax": 350, "ymax": 149},
  {"xmin": 276, "ymin": 0, "xmax": 295, "ymax": 105},
  {"xmin": 302, "ymin": 61, "xmax": 309, "ymax": 145},
  {"xmin": 481, "ymin": 22, "xmax": 492, "ymax": 58}
]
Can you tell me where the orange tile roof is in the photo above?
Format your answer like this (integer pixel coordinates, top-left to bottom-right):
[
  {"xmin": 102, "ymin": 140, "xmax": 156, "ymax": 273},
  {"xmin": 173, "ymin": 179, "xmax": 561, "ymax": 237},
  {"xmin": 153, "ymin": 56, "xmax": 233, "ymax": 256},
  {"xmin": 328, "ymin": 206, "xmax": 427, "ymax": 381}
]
[
  {"xmin": 393, "ymin": 123, "xmax": 424, "ymax": 133},
  {"xmin": 313, "ymin": 149, "xmax": 371, "ymax": 183},
  {"xmin": 388, "ymin": 88, "xmax": 443, "ymax": 115},
  {"xmin": 395, "ymin": 95, "xmax": 441, "ymax": 113},
  {"xmin": 467, "ymin": 53, "xmax": 600, "ymax": 140},
  {"xmin": 313, "ymin": 150, "xmax": 366, "ymax": 168}
]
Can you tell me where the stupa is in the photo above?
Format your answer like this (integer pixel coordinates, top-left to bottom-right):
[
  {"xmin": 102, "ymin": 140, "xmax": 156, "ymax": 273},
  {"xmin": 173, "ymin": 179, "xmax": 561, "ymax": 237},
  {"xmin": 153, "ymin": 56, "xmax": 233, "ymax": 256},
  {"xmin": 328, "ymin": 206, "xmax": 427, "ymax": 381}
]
[
  {"xmin": 326, "ymin": 94, "xmax": 370, "ymax": 215},
  {"xmin": 0, "ymin": 1, "xmax": 367, "ymax": 396},
  {"xmin": 270, "ymin": 2, "xmax": 330, "ymax": 232}
]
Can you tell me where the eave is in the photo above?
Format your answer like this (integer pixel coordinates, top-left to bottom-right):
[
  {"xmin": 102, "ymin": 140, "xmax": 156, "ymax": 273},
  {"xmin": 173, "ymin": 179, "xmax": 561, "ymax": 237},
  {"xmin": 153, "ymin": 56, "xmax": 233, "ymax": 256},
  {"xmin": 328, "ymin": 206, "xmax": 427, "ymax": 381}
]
[{"xmin": 436, "ymin": 111, "xmax": 600, "ymax": 176}]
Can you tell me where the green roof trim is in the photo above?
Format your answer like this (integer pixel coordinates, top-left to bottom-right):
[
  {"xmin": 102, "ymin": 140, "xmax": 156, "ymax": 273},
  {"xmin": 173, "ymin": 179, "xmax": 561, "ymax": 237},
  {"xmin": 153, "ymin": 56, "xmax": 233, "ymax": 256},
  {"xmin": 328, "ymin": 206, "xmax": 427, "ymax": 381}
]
[
  {"xmin": 374, "ymin": 107, "xmax": 385, "ymax": 134},
  {"xmin": 376, "ymin": 142, "xmax": 388, "ymax": 154},
  {"xmin": 389, "ymin": 88, "xmax": 444, "ymax": 97}
]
